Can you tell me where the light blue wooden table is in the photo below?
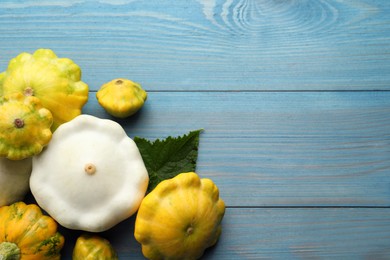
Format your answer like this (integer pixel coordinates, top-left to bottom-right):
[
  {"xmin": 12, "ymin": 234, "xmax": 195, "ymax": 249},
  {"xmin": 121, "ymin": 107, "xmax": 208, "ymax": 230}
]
[{"xmin": 1, "ymin": 0, "xmax": 390, "ymax": 259}]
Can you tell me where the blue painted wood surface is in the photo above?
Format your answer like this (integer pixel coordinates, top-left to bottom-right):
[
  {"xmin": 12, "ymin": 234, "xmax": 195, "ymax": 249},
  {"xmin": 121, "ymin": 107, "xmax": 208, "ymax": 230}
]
[{"xmin": 1, "ymin": 0, "xmax": 390, "ymax": 259}]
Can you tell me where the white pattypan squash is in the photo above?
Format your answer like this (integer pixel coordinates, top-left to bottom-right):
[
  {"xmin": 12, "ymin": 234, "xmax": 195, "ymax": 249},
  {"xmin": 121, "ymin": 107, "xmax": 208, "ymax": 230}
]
[
  {"xmin": 30, "ymin": 115, "xmax": 149, "ymax": 232},
  {"xmin": 0, "ymin": 157, "xmax": 32, "ymax": 207}
]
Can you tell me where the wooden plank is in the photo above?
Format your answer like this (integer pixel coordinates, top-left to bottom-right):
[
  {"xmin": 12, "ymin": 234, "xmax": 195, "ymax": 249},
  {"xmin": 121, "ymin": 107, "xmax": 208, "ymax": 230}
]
[
  {"xmin": 0, "ymin": 0, "xmax": 389, "ymax": 91},
  {"xmin": 81, "ymin": 91, "xmax": 390, "ymax": 207},
  {"xmin": 54, "ymin": 207, "xmax": 390, "ymax": 259},
  {"xmin": 84, "ymin": 91, "xmax": 390, "ymax": 138}
]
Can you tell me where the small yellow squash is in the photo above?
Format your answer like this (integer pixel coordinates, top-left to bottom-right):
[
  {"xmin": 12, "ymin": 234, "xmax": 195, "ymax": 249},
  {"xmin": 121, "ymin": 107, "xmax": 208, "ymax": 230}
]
[
  {"xmin": 96, "ymin": 78, "xmax": 147, "ymax": 118},
  {"xmin": 0, "ymin": 93, "xmax": 53, "ymax": 160},
  {"xmin": 134, "ymin": 172, "xmax": 225, "ymax": 260},
  {"xmin": 72, "ymin": 234, "xmax": 118, "ymax": 260},
  {"xmin": 0, "ymin": 202, "xmax": 65, "ymax": 260}
]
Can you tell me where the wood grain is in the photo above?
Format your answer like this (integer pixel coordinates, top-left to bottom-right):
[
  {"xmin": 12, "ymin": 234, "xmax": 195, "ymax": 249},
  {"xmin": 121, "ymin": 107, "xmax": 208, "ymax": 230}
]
[
  {"xmin": 81, "ymin": 91, "xmax": 390, "ymax": 207},
  {"xmin": 0, "ymin": 0, "xmax": 389, "ymax": 91}
]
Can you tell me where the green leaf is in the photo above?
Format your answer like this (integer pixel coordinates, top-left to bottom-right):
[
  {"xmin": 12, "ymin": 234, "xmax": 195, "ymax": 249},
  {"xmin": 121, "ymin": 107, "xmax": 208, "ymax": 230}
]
[{"xmin": 134, "ymin": 129, "xmax": 202, "ymax": 193}]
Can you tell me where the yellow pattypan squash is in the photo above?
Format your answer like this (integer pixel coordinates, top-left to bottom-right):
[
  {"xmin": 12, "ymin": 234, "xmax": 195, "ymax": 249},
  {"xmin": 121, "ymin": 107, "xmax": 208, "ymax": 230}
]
[
  {"xmin": 134, "ymin": 172, "xmax": 225, "ymax": 260},
  {"xmin": 96, "ymin": 78, "xmax": 147, "ymax": 118},
  {"xmin": 73, "ymin": 234, "xmax": 118, "ymax": 260},
  {"xmin": 0, "ymin": 201, "xmax": 65, "ymax": 260},
  {"xmin": 0, "ymin": 93, "xmax": 53, "ymax": 160},
  {"xmin": 0, "ymin": 49, "xmax": 89, "ymax": 131}
]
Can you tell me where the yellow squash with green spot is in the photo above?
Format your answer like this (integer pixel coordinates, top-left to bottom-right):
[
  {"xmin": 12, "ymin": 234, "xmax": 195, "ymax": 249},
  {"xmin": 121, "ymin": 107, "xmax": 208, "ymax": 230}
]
[
  {"xmin": 0, "ymin": 202, "xmax": 64, "ymax": 260},
  {"xmin": 0, "ymin": 49, "xmax": 89, "ymax": 131},
  {"xmin": 96, "ymin": 78, "xmax": 147, "ymax": 118},
  {"xmin": 0, "ymin": 93, "xmax": 53, "ymax": 160},
  {"xmin": 73, "ymin": 234, "xmax": 118, "ymax": 260},
  {"xmin": 134, "ymin": 172, "xmax": 225, "ymax": 260}
]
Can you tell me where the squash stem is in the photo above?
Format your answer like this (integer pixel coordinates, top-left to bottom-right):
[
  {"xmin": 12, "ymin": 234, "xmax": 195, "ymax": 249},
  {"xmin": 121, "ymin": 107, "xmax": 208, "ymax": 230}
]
[
  {"xmin": 84, "ymin": 163, "xmax": 96, "ymax": 175},
  {"xmin": 0, "ymin": 242, "xmax": 21, "ymax": 260},
  {"xmin": 186, "ymin": 226, "xmax": 194, "ymax": 236},
  {"xmin": 24, "ymin": 87, "xmax": 34, "ymax": 96},
  {"xmin": 14, "ymin": 119, "xmax": 24, "ymax": 128}
]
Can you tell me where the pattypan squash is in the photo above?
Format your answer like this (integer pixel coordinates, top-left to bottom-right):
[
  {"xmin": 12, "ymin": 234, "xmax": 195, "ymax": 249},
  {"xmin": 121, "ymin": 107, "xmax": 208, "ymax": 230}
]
[
  {"xmin": 0, "ymin": 201, "xmax": 65, "ymax": 260},
  {"xmin": 0, "ymin": 157, "xmax": 32, "ymax": 207},
  {"xmin": 30, "ymin": 114, "xmax": 149, "ymax": 232},
  {"xmin": 0, "ymin": 93, "xmax": 53, "ymax": 160},
  {"xmin": 73, "ymin": 234, "xmax": 118, "ymax": 260},
  {"xmin": 0, "ymin": 49, "xmax": 89, "ymax": 131},
  {"xmin": 134, "ymin": 172, "xmax": 225, "ymax": 260},
  {"xmin": 96, "ymin": 78, "xmax": 147, "ymax": 118}
]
